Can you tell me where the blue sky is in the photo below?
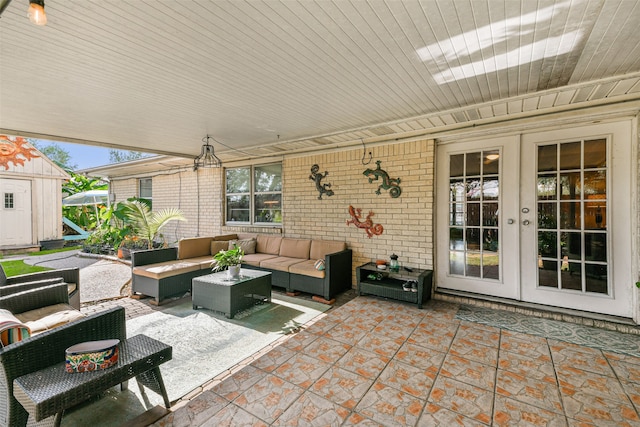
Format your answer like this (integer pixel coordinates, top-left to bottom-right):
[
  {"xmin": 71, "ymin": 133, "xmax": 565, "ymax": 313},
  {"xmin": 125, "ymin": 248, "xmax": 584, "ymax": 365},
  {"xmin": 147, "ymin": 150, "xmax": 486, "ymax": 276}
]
[{"xmin": 35, "ymin": 139, "xmax": 146, "ymax": 170}]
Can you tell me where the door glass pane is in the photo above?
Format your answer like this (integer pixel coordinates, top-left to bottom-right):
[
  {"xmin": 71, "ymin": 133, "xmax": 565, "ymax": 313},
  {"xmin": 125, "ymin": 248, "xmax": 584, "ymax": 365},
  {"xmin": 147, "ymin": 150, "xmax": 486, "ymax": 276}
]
[
  {"xmin": 466, "ymin": 204, "xmax": 480, "ymax": 226},
  {"xmin": 560, "ymin": 232, "xmax": 581, "ymax": 260},
  {"xmin": 483, "ymin": 178, "xmax": 499, "ymax": 200},
  {"xmin": 450, "ymin": 179, "xmax": 465, "ymax": 203},
  {"xmin": 466, "ymin": 252, "xmax": 481, "ymax": 277},
  {"xmin": 466, "ymin": 228, "xmax": 480, "ymax": 250},
  {"xmin": 537, "ymin": 176, "xmax": 557, "ymax": 200},
  {"xmin": 484, "ymin": 150, "xmax": 500, "ymax": 174},
  {"xmin": 466, "ymin": 178, "xmax": 481, "ymax": 201},
  {"xmin": 536, "ymin": 140, "xmax": 608, "ymax": 295},
  {"xmin": 560, "ymin": 202, "xmax": 581, "ymax": 229},
  {"xmin": 538, "ymin": 203, "xmax": 556, "ymax": 229},
  {"xmin": 560, "ymin": 172, "xmax": 581, "ymax": 199},
  {"xmin": 448, "ymin": 151, "xmax": 500, "ymax": 281},
  {"xmin": 538, "ymin": 261, "xmax": 558, "ymax": 287},
  {"xmin": 449, "ymin": 204, "xmax": 464, "ymax": 226},
  {"xmin": 450, "ymin": 154, "xmax": 464, "ymax": 177},
  {"xmin": 538, "ymin": 144, "xmax": 557, "ymax": 172},
  {"xmin": 585, "ymin": 233, "xmax": 606, "ymax": 262},
  {"xmin": 466, "ymin": 152, "xmax": 481, "ymax": 175},
  {"xmin": 584, "ymin": 139, "xmax": 606, "ymax": 168},
  {"xmin": 450, "ymin": 252, "xmax": 464, "ymax": 275},
  {"xmin": 449, "ymin": 228, "xmax": 464, "ymax": 250},
  {"xmin": 560, "ymin": 142, "xmax": 581, "ymax": 170},
  {"xmin": 585, "ymin": 202, "xmax": 606, "ymax": 230},
  {"xmin": 483, "ymin": 203, "xmax": 499, "ymax": 226},
  {"xmin": 585, "ymin": 264, "xmax": 607, "ymax": 293}
]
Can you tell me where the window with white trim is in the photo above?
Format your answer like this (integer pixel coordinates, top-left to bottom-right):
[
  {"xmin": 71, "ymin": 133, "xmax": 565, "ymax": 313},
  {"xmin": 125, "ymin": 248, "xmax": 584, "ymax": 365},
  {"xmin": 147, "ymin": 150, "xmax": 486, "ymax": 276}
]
[
  {"xmin": 225, "ymin": 163, "xmax": 282, "ymax": 225},
  {"xmin": 139, "ymin": 178, "xmax": 152, "ymax": 208}
]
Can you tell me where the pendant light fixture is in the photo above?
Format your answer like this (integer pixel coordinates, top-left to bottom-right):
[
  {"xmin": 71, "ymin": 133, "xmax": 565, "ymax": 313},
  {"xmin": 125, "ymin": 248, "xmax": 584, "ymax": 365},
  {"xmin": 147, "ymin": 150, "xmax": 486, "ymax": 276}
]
[
  {"xmin": 193, "ymin": 135, "xmax": 222, "ymax": 170},
  {"xmin": 28, "ymin": 0, "xmax": 46, "ymax": 25}
]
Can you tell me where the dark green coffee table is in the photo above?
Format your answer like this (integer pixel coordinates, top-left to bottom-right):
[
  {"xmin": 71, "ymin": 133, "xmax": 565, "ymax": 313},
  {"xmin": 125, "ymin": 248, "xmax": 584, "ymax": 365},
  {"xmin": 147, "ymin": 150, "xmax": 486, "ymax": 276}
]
[{"xmin": 192, "ymin": 269, "xmax": 271, "ymax": 318}]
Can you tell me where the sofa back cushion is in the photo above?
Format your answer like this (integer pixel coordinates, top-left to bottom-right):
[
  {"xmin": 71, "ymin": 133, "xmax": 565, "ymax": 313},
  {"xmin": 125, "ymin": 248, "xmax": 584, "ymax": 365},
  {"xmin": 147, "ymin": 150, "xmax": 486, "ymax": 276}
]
[
  {"xmin": 256, "ymin": 234, "xmax": 283, "ymax": 255},
  {"xmin": 310, "ymin": 240, "xmax": 347, "ymax": 260},
  {"xmin": 228, "ymin": 239, "xmax": 257, "ymax": 254},
  {"xmin": 213, "ymin": 234, "xmax": 239, "ymax": 241},
  {"xmin": 210, "ymin": 240, "xmax": 229, "ymax": 255},
  {"xmin": 178, "ymin": 237, "xmax": 213, "ymax": 259},
  {"xmin": 279, "ymin": 238, "xmax": 311, "ymax": 259}
]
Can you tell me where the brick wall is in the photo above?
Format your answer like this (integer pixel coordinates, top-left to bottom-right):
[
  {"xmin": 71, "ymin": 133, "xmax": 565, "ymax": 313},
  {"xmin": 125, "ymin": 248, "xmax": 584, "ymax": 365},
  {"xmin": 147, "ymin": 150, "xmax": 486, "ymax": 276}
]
[
  {"xmin": 283, "ymin": 138, "xmax": 435, "ymax": 275},
  {"xmin": 110, "ymin": 138, "xmax": 435, "ymax": 286}
]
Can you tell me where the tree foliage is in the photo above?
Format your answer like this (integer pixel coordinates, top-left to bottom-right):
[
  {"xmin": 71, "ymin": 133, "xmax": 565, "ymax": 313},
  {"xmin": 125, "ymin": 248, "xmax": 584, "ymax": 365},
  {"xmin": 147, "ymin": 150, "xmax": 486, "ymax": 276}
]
[
  {"xmin": 109, "ymin": 149, "xmax": 150, "ymax": 163},
  {"xmin": 32, "ymin": 141, "xmax": 77, "ymax": 170}
]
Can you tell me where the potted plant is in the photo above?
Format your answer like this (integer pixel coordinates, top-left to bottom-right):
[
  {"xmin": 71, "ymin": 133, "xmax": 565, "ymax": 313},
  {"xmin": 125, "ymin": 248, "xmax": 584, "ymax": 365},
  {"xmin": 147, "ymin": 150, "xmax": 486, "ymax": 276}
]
[{"xmin": 212, "ymin": 244, "xmax": 244, "ymax": 280}]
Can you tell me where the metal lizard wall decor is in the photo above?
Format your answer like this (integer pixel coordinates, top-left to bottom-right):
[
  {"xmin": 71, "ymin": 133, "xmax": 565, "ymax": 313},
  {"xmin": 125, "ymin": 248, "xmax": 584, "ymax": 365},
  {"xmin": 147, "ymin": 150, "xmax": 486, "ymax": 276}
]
[
  {"xmin": 346, "ymin": 205, "xmax": 384, "ymax": 238},
  {"xmin": 309, "ymin": 164, "xmax": 334, "ymax": 199},
  {"xmin": 363, "ymin": 160, "xmax": 402, "ymax": 198}
]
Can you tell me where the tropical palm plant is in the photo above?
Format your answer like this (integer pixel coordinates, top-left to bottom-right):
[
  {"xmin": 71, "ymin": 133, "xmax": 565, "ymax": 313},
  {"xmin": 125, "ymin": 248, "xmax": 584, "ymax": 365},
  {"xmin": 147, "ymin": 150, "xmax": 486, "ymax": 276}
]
[{"xmin": 122, "ymin": 200, "xmax": 186, "ymax": 249}]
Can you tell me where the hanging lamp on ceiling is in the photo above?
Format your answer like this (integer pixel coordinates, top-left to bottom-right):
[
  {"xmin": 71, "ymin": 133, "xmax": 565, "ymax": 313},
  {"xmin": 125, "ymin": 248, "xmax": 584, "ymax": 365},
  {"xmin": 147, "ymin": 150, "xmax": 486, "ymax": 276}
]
[
  {"xmin": 28, "ymin": 0, "xmax": 46, "ymax": 25},
  {"xmin": 193, "ymin": 135, "xmax": 222, "ymax": 171}
]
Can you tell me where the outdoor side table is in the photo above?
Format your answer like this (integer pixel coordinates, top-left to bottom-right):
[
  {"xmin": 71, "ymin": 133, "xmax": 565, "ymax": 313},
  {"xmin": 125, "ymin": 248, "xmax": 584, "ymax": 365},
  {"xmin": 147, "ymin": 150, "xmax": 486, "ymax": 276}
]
[
  {"xmin": 192, "ymin": 269, "xmax": 272, "ymax": 318},
  {"xmin": 13, "ymin": 334, "xmax": 172, "ymax": 427}
]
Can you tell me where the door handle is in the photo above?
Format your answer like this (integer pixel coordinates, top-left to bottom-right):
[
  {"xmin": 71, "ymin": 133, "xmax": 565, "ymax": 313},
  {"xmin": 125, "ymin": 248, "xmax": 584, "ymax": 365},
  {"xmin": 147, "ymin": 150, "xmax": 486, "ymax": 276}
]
[
  {"xmin": 507, "ymin": 219, "xmax": 515, "ymax": 224},
  {"xmin": 522, "ymin": 219, "xmax": 530, "ymax": 226}
]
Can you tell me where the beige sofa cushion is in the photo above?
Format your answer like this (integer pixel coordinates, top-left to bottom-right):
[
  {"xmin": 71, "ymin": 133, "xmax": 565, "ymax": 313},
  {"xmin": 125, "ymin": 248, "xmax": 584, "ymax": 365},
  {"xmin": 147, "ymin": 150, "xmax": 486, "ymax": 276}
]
[
  {"xmin": 133, "ymin": 260, "xmax": 200, "ymax": 280},
  {"xmin": 178, "ymin": 237, "xmax": 213, "ymax": 259},
  {"xmin": 229, "ymin": 239, "xmax": 257, "ymax": 254},
  {"xmin": 260, "ymin": 257, "xmax": 306, "ymax": 272},
  {"xmin": 210, "ymin": 240, "xmax": 228, "ymax": 255},
  {"xmin": 214, "ymin": 234, "xmax": 239, "ymax": 241},
  {"xmin": 241, "ymin": 253, "xmax": 278, "ymax": 267},
  {"xmin": 279, "ymin": 238, "xmax": 311, "ymax": 259},
  {"xmin": 289, "ymin": 260, "xmax": 326, "ymax": 279},
  {"xmin": 16, "ymin": 303, "xmax": 85, "ymax": 334},
  {"xmin": 310, "ymin": 240, "xmax": 347, "ymax": 260},
  {"xmin": 188, "ymin": 256, "xmax": 215, "ymax": 270},
  {"xmin": 256, "ymin": 235, "xmax": 282, "ymax": 255}
]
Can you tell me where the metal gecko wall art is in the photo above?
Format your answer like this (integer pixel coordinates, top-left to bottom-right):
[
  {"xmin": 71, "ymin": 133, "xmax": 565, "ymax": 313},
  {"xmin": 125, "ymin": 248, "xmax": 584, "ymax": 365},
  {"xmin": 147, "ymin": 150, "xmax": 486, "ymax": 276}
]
[
  {"xmin": 309, "ymin": 164, "xmax": 334, "ymax": 199},
  {"xmin": 363, "ymin": 160, "xmax": 402, "ymax": 198},
  {"xmin": 0, "ymin": 135, "xmax": 40, "ymax": 170},
  {"xmin": 346, "ymin": 205, "xmax": 384, "ymax": 238}
]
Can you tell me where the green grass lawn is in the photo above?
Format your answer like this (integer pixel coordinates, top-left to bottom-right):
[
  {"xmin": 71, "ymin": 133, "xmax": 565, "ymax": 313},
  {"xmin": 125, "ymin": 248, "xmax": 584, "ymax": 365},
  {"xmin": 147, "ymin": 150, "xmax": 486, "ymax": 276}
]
[
  {"xmin": 0, "ymin": 260, "xmax": 51, "ymax": 276},
  {"xmin": 0, "ymin": 246, "xmax": 81, "ymax": 277}
]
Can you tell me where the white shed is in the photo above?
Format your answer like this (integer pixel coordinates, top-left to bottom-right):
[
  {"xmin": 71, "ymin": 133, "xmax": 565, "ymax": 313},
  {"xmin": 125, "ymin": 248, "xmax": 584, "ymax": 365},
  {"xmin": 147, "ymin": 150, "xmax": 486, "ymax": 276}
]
[{"xmin": 0, "ymin": 135, "xmax": 70, "ymax": 251}]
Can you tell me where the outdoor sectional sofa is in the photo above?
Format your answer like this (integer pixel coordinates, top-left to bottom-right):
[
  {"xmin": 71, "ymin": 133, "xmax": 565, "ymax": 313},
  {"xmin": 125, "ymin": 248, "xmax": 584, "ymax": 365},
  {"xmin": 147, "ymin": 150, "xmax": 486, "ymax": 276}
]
[{"xmin": 131, "ymin": 233, "xmax": 352, "ymax": 304}]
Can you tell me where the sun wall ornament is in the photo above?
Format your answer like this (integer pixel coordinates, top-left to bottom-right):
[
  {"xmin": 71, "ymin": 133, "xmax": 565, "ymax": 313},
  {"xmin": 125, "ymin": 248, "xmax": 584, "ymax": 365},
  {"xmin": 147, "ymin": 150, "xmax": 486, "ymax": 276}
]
[
  {"xmin": 363, "ymin": 160, "xmax": 402, "ymax": 198},
  {"xmin": 0, "ymin": 135, "xmax": 40, "ymax": 170},
  {"xmin": 346, "ymin": 205, "xmax": 384, "ymax": 238},
  {"xmin": 309, "ymin": 164, "xmax": 334, "ymax": 199}
]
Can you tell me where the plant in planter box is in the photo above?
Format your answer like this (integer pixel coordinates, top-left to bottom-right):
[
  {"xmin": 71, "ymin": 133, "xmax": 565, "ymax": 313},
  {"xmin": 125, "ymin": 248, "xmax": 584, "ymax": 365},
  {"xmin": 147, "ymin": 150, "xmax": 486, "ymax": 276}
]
[
  {"xmin": 118, "ymin": 235, "xmax": 150, "ymax": 259},
  {"xmin": 212, "ymin": 244, "xmax": 244, "ymax": 279},
  {"xmin": 122, "ymin": 200, "xmax": 186, "ymax": 249}
]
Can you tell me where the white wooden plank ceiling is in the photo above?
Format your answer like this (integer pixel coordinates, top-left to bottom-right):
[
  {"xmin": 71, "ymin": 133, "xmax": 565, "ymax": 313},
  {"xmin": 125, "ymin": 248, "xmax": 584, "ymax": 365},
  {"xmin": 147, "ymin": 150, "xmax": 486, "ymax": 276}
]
[{"xmin": 1, "ymin": 0, "xmax": 639, "ymax": 162}]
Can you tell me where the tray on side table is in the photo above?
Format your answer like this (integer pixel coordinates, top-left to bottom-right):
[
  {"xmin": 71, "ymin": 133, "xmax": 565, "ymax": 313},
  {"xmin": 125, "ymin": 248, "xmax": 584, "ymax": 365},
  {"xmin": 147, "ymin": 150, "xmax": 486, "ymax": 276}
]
[{"xmin": 357, "ymin": 262, "xmax": 433, "ymax": 308}]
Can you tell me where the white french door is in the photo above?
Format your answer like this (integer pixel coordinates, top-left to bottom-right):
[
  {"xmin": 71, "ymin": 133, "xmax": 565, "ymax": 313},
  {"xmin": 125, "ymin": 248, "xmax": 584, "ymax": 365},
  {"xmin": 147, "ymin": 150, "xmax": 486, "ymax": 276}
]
[
  {"xmin": 436, "ymin": 121, "xmax": 634, "ymax": 318},
  {"xmin": 436, "ymin": 135, "xmax": 521, "ymax": 300},
  {"xmin": 519, "ymin": 123, "xmax": 633, "ymax": 316}
]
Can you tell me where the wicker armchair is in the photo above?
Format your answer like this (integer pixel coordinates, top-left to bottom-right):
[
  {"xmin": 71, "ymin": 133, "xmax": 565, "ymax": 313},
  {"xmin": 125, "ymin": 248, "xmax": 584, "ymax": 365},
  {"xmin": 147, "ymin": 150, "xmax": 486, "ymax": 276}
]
[
  {"xmin": 0, "ymin": 265, "xmax": 80, "ymax": 310},
  {"xmin": 0, "ymin": 306, "xmax": 126, "ymax": 427}
]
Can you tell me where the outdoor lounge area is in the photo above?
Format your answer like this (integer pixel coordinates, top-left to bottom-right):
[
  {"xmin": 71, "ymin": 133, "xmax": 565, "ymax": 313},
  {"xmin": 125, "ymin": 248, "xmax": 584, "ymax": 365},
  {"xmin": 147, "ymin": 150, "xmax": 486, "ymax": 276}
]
[{"xmin": 3, "ymin": 1, "xmax": 640, "ymax": 425}]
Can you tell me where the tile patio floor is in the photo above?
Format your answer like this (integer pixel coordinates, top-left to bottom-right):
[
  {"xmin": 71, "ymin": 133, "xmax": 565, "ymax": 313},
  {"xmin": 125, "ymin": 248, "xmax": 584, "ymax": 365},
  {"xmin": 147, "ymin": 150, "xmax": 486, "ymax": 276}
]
[{"xmin": 137, "ymin": 295, "xmax": 640, "ymax": 427}]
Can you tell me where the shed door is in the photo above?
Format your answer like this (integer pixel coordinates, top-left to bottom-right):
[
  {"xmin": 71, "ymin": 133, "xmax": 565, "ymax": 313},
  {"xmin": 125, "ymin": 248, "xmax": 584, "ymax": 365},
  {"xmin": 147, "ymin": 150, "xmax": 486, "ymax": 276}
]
[{"xmin": 0, "ymin": 179, "xmax": 32, "ymax": 245}]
